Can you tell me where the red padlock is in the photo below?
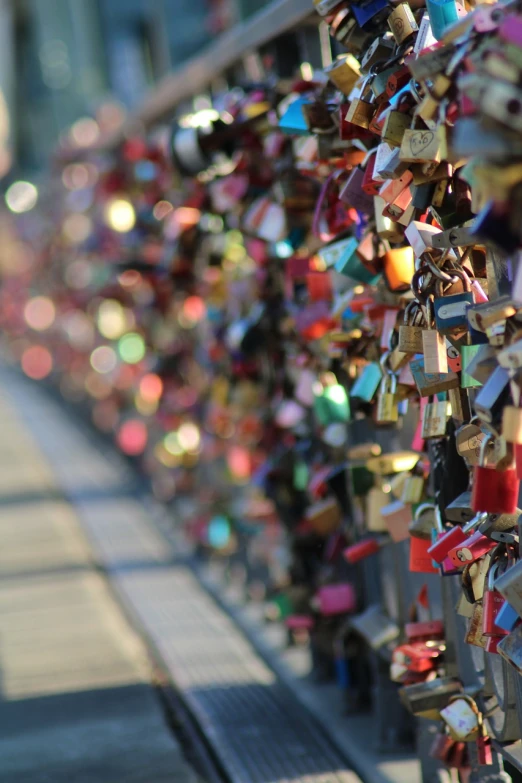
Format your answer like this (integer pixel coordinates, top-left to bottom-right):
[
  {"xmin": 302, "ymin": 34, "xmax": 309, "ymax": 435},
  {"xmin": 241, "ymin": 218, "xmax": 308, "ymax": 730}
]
[
  {"xmin": 485, "ymin": 636, "xmax": 502, "ymax": 655},
  {"xmin": 447, "ymin": 530, "xmax": 496, "ymax": 568},
  {"xmin": 405, "ymin": 619, "xmax": 444, "ymax": 642},
  {"xmin": 410, "ymin": 536, "xmax": 439, "ymax": 573},
  {"xmin": 343, "ymin": 538, "xmax": 381, "ymax": 563},
  {"xmin": 428, "ymin": 513, "xmax": 486, "ymax": 564},
  {"xmin": 471, "ymin": 435, "xmax": 519, "ymax": 514},
  {"xmin": 515, "ymin": 443, "xmax": 522, "ymax": 480},
  {"xmin": 483, "ymin": 561, "xmax": 510, "ymax": 637}
]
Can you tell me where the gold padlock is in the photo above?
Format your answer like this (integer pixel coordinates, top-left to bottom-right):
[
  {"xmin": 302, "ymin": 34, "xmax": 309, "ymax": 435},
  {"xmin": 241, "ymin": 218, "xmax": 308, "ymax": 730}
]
[
  {"xmin": 325, "ymin": 54, "xmax": 362, "ymax": 96},
  {"xmin": 381, "ymin": 110, "xmax": 410, "ymax": 147},
  {"xmin": 388, "ymin": 2, "xmax": 419, "ymax": 45}
]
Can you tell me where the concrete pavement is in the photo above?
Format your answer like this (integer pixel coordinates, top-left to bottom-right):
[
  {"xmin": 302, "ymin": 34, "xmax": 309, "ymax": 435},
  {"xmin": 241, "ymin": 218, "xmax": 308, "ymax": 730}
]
[{"xmin": 0, "ymin": 387, "xmax": 200, "ymax": 783}]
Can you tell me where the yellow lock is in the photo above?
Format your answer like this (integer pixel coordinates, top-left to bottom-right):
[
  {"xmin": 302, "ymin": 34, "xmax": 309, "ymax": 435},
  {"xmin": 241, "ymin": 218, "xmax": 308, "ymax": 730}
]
[
  {"xmin": 325, "ymin": 54, "xmax": 361, "ymax": 96},
  {"xmin": 400, "ymin": 117, "xmax": 448, "ymax": 164}
]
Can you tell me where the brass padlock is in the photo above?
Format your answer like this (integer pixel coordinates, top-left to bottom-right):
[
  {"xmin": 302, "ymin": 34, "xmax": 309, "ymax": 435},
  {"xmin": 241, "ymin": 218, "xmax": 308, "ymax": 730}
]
[
  {"xmin": 324, "ymin": 54, "xmax": 362, "ymax": 96},
  {"xmin": 381, "ymin": 110, "xmax": 410, "ymax": 147},
  {"xmin": 398, "ymin": 302, "xmax": 425, "ymax": 353},
  {"xmin": 346, "ymin": 76, "xmax": 376, "ymax": 128},
  {"xmin": 400, "ymin": 117, "xmax": 448, "ymax": 164},
  {"xmin": 388, "ymin": 2, "xmax": 419, "ymax": 45}
]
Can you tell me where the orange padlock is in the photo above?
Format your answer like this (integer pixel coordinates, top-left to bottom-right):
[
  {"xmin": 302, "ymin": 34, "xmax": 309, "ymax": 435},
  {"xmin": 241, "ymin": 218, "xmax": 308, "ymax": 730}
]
[{"xmin": 383, "ymin": 246, "xmax": 415, "ymax": 293}]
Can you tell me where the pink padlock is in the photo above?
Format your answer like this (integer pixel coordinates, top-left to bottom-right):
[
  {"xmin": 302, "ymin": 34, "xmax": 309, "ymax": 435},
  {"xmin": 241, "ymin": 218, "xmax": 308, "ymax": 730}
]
[{"xmin": 315, "ymin": 583, "xmax": 356, "ymax": 616}]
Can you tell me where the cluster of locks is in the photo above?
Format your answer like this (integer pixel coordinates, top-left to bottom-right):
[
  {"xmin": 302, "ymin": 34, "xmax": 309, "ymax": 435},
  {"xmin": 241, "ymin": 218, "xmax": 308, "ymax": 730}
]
[{"xmin": 4, "ymin": 0, "xmax": 522, "ymax": 774}]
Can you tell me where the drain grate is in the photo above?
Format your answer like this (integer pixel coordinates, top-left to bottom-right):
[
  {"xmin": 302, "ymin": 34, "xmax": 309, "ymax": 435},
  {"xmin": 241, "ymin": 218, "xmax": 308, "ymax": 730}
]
[{"xmin": 6, "ymin": 373, "xmax": 360, "ymax": 783}]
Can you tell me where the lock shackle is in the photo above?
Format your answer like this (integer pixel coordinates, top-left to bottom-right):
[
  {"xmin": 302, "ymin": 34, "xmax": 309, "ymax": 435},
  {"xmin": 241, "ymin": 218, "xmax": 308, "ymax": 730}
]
[
  {"xmin": 420, "ymin": 249, "xmax": 457, "ymax": 283},
  {"xmin": 434, "ymin": 504, "xmax": 444, "ymax": 534},
  {"xmin": 478, "ymin": 431, "xmax": 495, "ymax": 468},
  {"xmin": 463, "ymin": 511, "xmax": 488, "ymax": 534},
  {"xmin": 447, "ymin": 267, "xmax": 472, "ymax": 293},
  {"xmin": 403, "ymin": 300, "xmax": 419, "ymax": 325},
  {"xmin": 411, "ymin": 264, "xmax": 435, "ymax": 303},
  {"xmin": 414, "ymin": 502, "xmax": 436, "ymax": 521}
]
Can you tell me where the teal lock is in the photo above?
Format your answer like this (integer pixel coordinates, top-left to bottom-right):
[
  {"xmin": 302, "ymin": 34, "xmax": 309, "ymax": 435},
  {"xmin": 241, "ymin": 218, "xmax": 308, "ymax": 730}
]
[
  {"xmin": 314, "ymin": 383, "xmax": 350, "ymax": 425},
  {"xmin": 278, "ymin": 97, "xmax": 311, "ymax": 135},
  {"xmin": 350, "ymin": 362, "xmax": 383, "ymax": 403},
  {"xmin": 334, "ymin": 237, "xmax": 381, "ymax": 285},
  {"xmin": 426, "ymin": 0, "xmax": 459, "ymax": 39}
]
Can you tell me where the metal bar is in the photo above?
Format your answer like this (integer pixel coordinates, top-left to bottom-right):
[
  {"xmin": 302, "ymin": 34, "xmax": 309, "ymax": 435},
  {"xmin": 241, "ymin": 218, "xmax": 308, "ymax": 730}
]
[{"xmin": 98, "ymin": 0, "xmax": 314, "ymax": 150}]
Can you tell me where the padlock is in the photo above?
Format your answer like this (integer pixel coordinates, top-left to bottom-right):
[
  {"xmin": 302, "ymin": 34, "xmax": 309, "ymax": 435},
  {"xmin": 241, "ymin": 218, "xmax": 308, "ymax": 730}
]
[
  {"xmin": 465, "ymin": 601, "xmax": 487, "ymax": 648},
  {"xmin": 345, "ymin": 78, "xmax": 376, "ymax": 129},
  {"xmin": 421, "ymin": 395, "xmax": 448, "ymax": 439},
  {"xmin": 494, "ymin": 600, "xmax": 520, "ymax": 632},
  {"xmin": 497, "ymin": 624, "xmax": 522, "ymax": 674},
  {"xmin": 343, "ymin": 537, "xmax": 382, "ymax": 563},
  {"xmin": 324, "ymin": 54, "xmax": 362, "ymax": 95},
  {"xmin": 401, "ymin": 473, "xmax": 425, "ymax": 503},
  {"xmin": 398, "ymin": 301, "xmax": 425, "ymax": 353},
  {"xmin": 434, "ymin": 271, "xmax": 474, "ymax": 334},
  {"xmin": 350, "ymin": 604, "xmax": 400, "ymax": 649},
  {"xmin": 422, "ymin": 300, "xmax": 449, "ymax": 374},
  {"xmin": 400, "ymin": 116, "xmax": 448, "ymax": 164},
  {"xmin": 471, "ymin": 433, "xmax": 520, "ymax": 514},
  {"xmin": 339, "ymin": 168, "xmax": 377, "ymax": 216},
  {"xmin": 445, "ymin": 491, "xmax": 475, "ymax": 524},
  {"xmin": 448, "ymin": 386, "xmax": 472, "ymax": 423},
  {"xmin": 460, "ymin": 344, "xmax": 483, "ymax": 389},
  {"xmin": 428, "ymin": 512, "xmax": 486, "ymax": 564},
  {"xmin": 455, "ymin": 417, "xmax": 485, "ymax": 466},
  {"xmin": 305, "ymin": 497, "xmax": 343, "ymax": 535},
  {"xmin": 388, "ymin": 2, "xmax": 419, "ymax": 44},
  {"xmin": 366, "ymin": 484, "xmax": 390, "ymax": 531},
  {"xmin": 376, "ymin": 362, "xmax": 399, "ymax": 424},
  {"xmin": 350, "ymin": 362, "xmax": 383, "ymax": 403},
  {"xmin": 360, "ymin": 36, "xmax": 396, "ymax": 73},
  {"xmin": 381, "ymin": 499, "xmax": 412, "ymax": 542},
  {"xmin": 494, "ymin": 558, "xmax": 522, "ymax": 617},
  {"xmin": 473, "ymin": 366, "xmax": 511, "ymax": 425},
  {"xmin": 374, "ymin": 142, "xmax": 409, "ymax": 180},
  {"xmin": 426, "ymin": 0, "xmax": 460, "ymax": 39},
  {"xmin": 392, "ymin": 641, "xmax": 442, "ymax": 673},
  {"xmin": 440, "ymin": 695, "xmax": 481, "ymax": 742},
  {"xmin": 410, "ymin": 535, "xmax": 439, "ymax": 573},
  {"xmin": 410, "ymin": 357, "xmax": 460, "ymax": 396},
  {"xmin": 399, "ymin": 678, "xmax": 462, "ymax": 719},
  {"xmin": 483, "ymin": 558, "xmax": 510, "ymax": 637},
  {"xmin": 409, "ymin": 503, "xmax": 436, "ymax": 540},
  {"xmin": 502, "ymin": 403, "xmax": 522, "ymax": 444},
  {"xmin": 405, "ymin": 619, "xmax": 444, "ymax": 643},
  {"xmin": 447, "ymin": 529, "xmax": 498, "ymax": 568},
  {"xmin": 381, "ymin": 110, "xmax": 411, "ymax": 147},
  {"xmin": 314, "ymin": 583, "xmax": 356, "ymax": 616}
]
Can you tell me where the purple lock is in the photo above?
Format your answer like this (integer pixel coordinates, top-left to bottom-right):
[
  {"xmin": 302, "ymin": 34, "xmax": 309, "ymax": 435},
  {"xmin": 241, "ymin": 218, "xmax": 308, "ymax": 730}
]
[{"xmin": 339, "ymin": 168, "xmax": 375, "ymax": 215}]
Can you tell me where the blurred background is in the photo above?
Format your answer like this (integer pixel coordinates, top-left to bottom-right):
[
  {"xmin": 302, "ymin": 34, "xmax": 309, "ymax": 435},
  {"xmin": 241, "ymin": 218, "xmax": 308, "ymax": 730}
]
[{"xmin": 3, "ymin": 0, "xmax": 275, "ymax": 178}]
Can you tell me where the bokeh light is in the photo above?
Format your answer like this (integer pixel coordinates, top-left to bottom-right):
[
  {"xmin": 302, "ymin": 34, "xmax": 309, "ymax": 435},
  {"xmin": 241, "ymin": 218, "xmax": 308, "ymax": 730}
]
[
  {"xmin": 5, "ymin": 181, "xmax": 38, "ymax": 213},
  {"xmin": 116, "ymin": 419, "xmax": 148, "ymax": 455},
  {"xmin": 97, "ymin": 300, "xmax": 131, "ymax": 340},
  {"xmin": 21, "ymin": 345, "xmax": 53, "ymax": 380},
  {"xmin": 70, "ymin": 117, "xmax": 100, "ymax": 147},
  {"xmin": 24, "ymin": 297, "xmax": 56, "ymax": 331},
  {"xmin": 63, "ymin": 213, "xmax": 93, "ymax": 243},
  {"xmin": 177, "ymin": 422, "xmax": 201, "ymax": 453},
  {"xmin": 139, "ymin": 373, "xmax": 163, "ymax": 402},
  {"xmin": 164, "ymin": 431, "xmax": 183, "ymax": 456},
  {"xmin": 90, "ymin": 346, "xmax": 117, "ymax": 374},
  {"xmin": 104, "ymin": 198, "xmax": 136, "ymax": 232},
  {"xmin": 118, "ymin": 333, "xmax": 145, "ymax": 364}
]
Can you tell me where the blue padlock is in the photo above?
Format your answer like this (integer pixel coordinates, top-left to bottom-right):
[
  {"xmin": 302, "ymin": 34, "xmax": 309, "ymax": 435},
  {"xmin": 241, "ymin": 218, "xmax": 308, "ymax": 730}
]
[
  {"xmin": 434, "ymin": 270, "xmax": 474, "ymax": 334},
  {"xmin": 351, "ymin": 0, "xmax": 388, "ymax": 27},
  {"xmin": 495, "ymin": 601, "xmax": 520, "ymax": 633},
  {"xmin": 278, "ymin": 97, "xmax": 311, "ymax": 136}
]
